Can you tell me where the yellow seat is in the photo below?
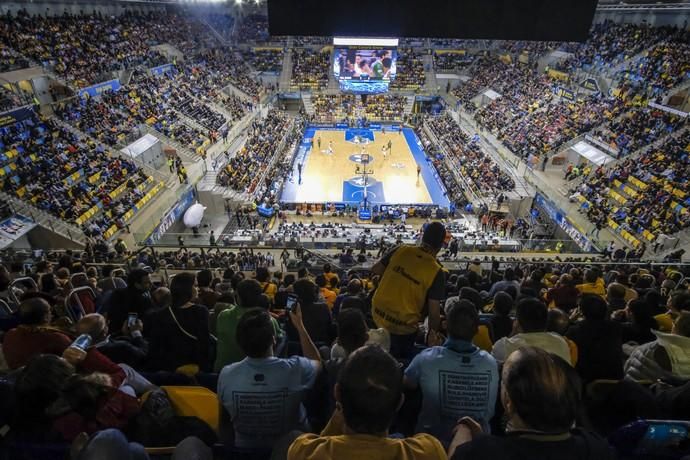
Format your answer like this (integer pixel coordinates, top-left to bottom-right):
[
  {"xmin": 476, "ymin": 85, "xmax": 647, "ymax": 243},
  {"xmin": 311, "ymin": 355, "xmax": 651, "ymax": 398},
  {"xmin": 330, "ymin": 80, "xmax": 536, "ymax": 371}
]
[{"xmin": 161, "ymin": 386, "xmax": 219, "ymax": 432}]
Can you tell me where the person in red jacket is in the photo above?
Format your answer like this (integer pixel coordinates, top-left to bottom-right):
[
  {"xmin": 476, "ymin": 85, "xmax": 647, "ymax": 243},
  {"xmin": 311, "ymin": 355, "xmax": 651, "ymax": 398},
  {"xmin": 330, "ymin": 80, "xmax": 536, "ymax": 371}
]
[{"xmin": 3, "ymin": 298, "xmax": 155, "ymax": 394}]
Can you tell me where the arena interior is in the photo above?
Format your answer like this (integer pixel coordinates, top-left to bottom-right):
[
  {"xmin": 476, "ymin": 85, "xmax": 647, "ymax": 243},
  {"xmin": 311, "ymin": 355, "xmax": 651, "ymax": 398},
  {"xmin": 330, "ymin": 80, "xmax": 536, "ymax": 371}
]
[{"xmin": 0, "ymin": 0, "xmax": 689, "ymax": 458}]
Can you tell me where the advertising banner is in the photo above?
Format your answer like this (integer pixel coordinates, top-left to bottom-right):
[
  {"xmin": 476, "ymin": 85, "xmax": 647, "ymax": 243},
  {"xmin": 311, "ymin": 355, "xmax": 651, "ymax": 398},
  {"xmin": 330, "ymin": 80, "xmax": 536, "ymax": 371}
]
[
  {"xmin": 0, "ymin": 106, "xmax": 34, "ymax": 128},
  {"xmin": 78, "ymin": 79, "xmax": 121, "ymax": 98}
]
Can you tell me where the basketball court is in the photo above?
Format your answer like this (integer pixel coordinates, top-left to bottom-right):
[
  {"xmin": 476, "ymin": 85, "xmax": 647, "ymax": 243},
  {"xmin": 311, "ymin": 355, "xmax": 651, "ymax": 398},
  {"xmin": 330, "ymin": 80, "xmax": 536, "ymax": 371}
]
[{"xmin": 280, "ymin": 126, "xmax": 449, "ymax": 206}]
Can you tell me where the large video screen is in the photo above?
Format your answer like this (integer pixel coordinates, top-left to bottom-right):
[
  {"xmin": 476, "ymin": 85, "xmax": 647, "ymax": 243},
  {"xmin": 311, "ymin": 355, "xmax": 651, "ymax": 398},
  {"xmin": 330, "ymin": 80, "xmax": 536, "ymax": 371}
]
[
  {"xmin": 334, "ymin": 48, "xmax": 397, "ymax": 82},
  {"xmin": 333, "ymin": 38, "xmax": 399, "ymax": 95}
]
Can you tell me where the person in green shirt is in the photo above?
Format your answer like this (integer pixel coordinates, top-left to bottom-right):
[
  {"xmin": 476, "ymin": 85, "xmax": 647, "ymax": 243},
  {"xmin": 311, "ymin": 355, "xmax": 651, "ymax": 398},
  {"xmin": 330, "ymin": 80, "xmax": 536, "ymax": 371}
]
[
  {"xmin": 214, "ymin": 279, "xmax": 284, "ymax": 371},
  {"xmin": 372, "ymin": 51, "xmax": 386, "ymax": 79}
]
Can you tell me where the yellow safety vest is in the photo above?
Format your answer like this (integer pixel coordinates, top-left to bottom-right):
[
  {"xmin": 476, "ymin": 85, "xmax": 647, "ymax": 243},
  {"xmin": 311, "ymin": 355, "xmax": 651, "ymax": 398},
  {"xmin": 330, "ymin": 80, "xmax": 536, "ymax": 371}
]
[{"xmin": 372, "ymin": 245, "xmax": 442, "ymax": 335}]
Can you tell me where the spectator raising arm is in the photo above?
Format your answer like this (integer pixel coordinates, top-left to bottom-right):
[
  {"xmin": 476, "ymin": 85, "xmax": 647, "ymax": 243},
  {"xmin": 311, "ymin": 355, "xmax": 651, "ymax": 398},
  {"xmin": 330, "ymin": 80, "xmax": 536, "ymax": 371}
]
[{"xmin": 289, "ymin": 303, "xmax": 323, "ymax": 370}]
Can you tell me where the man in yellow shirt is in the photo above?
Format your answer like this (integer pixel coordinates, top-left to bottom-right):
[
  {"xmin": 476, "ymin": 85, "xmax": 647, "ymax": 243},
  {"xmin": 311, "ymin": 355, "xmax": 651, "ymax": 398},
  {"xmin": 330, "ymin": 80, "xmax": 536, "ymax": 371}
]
[
  {"xmin": 288, "ymin": 345, "xmax": 446, "ymax": 460},
  {"xmin": 576, "ymin": 269, "xmax": 606, "ymax": 298},
  {"xmin": 371, "ymin": 222, "xmax": 446, "ymax": 359},
  {"xmin": 316, "ymin": 274, "xmax": 337, "ymax": 310},
  {"xmin": 322, "ymin": 263, "xmax": 338, "ymax": 285},
  {"xmin": 655, "ymin": 290, "xmax": 690, "ymax": 332},
  {"xmin": 256, "ymin": 266, "xmax": 278, "ymax": 306}
]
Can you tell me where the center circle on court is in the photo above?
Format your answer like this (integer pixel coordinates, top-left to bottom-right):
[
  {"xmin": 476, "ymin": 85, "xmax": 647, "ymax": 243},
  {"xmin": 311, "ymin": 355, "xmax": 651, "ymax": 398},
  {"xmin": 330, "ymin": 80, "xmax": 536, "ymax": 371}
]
[
  {"xmin": 349, "ymin": 153, "xmax": 374, "ymax": 164},
  {"xmin": 347, "ymin": 176, "xmax": 380, "ymax": 187}
]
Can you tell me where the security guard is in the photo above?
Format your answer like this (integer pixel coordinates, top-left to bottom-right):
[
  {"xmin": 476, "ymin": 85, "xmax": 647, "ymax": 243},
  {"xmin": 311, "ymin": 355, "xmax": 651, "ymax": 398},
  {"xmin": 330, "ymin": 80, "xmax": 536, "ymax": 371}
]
[{"xmin": 371, "ymin": 222, "xmax": 446, "ymax": 359}]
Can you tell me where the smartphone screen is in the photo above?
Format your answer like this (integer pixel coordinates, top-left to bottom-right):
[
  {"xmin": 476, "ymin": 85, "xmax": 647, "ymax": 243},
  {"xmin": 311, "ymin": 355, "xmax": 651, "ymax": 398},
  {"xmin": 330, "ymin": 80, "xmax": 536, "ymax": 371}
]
[
  {"xmin": 70, "ymin": 334, "xmax": 92, "ymax": 351},
  {"xmin": 286, "ymin": 294, "xmax": 298, "ymax": 313},
  {"xmin": 641, "ymin": 422, "xmax": 689, "ymax": 450},
  {"xmin": 127, "ymin": 313, "xmax": 138, "ymax": 327}
]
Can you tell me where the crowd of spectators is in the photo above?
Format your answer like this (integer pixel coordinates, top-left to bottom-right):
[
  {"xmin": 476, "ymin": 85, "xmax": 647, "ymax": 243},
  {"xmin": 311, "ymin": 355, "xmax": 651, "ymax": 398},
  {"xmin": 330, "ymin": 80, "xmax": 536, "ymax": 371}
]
[
  {"xmin": 0, "ymin": 44, "xmax": 30, "ymax": 73},
  {"xmin": 0, "ymin": 113, "xmax": 156, "ymax": 237},
  {"xmin": 178, "ymin": 57, "xmax": 253, "ymax": 121},
  {"xmin": 557, "ymin": 20, "xmax": 678, "ymax": 74},
  {"xmin": 216, "ymin": 110, "xmax": 291, "ymax": 194},
  {"xmin": 201, "ymin": 12, "xmax": 235, "ymax": 42},
  {"xmin": 166, "ymin": 77, "xmax": 227, "ymax": 132},
  {"xmin": 0, "ymin": 10, "xmax": 216, "ymax": 88},
  {"xmin": 310, "ymin": 94, "xmax": 406, "ymax": 123},
  {"xmin": 451, "ymin": 57, "xmax": 513, "ymax": 111},
  {"xmin": 56, "ymin": 75, "xmax": 210, "ymax": 153},
  {"xmin": 426, "ymin": 114, "xmax": 516, "ymax": 193},
  {"xmin": 434, "ymin": 51, "xmax": 474, "ymax": 71},
  {"xmin": 590, "ymin": 105, "xmax": 687, "ymax": 157},
  {"xmin": 193, "ymin": 49, "xmax": 265, "ymax": 100},
  {"xmin": 56, "ymin": 94, "xmax": 134, "ymax": 147},
  {"xmin": 235, "ymin": 14, "xmax": 270, "ymax": 42},
  {"xmin": 56, "ymin": 52, "xmax": 261, "ymax": 154},
  {"xmin": 311, "ymin": 94, "xmax": 354, "ymax": 122},
  {"xmin": 252, "ymin": 118, "xmax": 304, "ymax": 206},
  {"xmin": 571, "ymin": 130, "xmax": 690, "ymax": 244},
  {"xmin": 0, "ymin": 228, "xmax": 688, "ymax": 458},
  {"xmin": 122, "ymin": 74, "xmax": 211, "ymax": 151},
  {"xmin": 390, "ymin": 48, "xmax": 426, "ymax": 90},
  {"xmin": 290, "ymin": 49, "xmax": 330, "ymax": 90},
  {"xmin": 472, "ymin": 64, "xmax": 555, "ymax": 136},
  {"xmin": 0, "ymin": 87, "xmax": 26, "ymax": 113},
  {"xmin": 241, "ymin": 48, "xmax": 283, "ymax": 73},
  {"xmin": 617, "ymin": 38, "xmax": 690, "ymax": 97},
  {"xmin": 158, "ymin": 248, "xmax": 276, "ymax": 271},
  {"xmin": 496, "ymin": 95, "xmax": 627, "ymax": 159},
  {"xmin": 450, "ymin": 23, "xmax": 689, "ymax": 164},
  {"xmin": 291, "ymin": 36, "xmax": 329, "ymax": 47}
]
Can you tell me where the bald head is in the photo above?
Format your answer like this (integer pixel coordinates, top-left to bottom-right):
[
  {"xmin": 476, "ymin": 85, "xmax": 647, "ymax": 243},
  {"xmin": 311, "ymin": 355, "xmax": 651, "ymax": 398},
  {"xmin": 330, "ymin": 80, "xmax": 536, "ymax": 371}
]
[
  {"xmin": 502, "ymin": 347, "xmax": 580, "ymax": 433},
  {"xmin": 546, "ymin": 308, "xmax": 570, "ymax": 336},
  {"xmin": 77, "ymin": 313, "xmax": 108, "ymax": 342},
  {"xmin": 347, "ymin": 279, "xmax": 362, "ymax": 295},
  {"xmin": 152, "ymin": 287, "xmax": 172, "ymax": 309}
]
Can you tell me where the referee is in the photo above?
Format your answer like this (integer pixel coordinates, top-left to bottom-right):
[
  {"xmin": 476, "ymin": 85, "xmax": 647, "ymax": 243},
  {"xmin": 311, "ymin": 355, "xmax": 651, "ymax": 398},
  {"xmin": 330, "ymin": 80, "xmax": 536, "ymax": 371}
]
[{"xmin": 370, "ymin": 222, "xmax": 446, "ymax": 360}]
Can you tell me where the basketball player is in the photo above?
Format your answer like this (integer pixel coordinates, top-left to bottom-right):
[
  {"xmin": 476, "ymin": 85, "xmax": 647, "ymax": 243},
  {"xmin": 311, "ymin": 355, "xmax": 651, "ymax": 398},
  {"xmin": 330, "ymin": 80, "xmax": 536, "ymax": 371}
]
[
  {"xmin": 417, "ymin": 165, "xmax": 422, "ymax": 184},
  {"xmin": 382, "ymin": 145, "xmax": 388, "ymax": 161},
  {"xmin": 372, "ymin": 51, "xmax": 386, "ymax": 79},
  {"xmin": 388, "ymin": 139, "xmax": 392, "ymax": 151},
  {"xmin": 317, "ymin": 137, "xmax": 321, "ymax": 150},
  {"xmin": 297, "ymin": 162, "xmax": 302, "ymax": 185}
]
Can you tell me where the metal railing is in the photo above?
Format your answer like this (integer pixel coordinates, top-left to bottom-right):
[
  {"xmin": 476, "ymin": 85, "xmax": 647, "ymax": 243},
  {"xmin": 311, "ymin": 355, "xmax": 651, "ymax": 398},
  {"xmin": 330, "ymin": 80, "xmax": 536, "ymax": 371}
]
[
  {"xmin": 0, "ymin": 190, "xmax": 86, "ymax": 245},
  {"xmin": 134, "ymin": 228, "xmax": 587, "ymax": 255},
  {"xmin": 422, "ymin": 118, "xmax": 485, "ymax": 206},
  {"xmin": 139, "ymin": 124, "xmax": 200, "ymax": 162}
]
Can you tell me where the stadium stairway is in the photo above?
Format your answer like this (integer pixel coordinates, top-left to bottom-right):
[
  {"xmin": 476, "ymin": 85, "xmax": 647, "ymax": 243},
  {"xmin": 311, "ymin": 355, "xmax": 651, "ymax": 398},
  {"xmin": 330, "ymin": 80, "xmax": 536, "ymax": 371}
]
[
  {"xmin": 327, "ymin": 48, "xmax": 339, "ymax": 91},
  {"xmin": 423, "ymin": 54, "xmax": 439, "ymax": 93},
  {"xmin": 404, "ymin": 95, "xmax": 415, "ymax": 117},
  {"xmin": 197, "ymin": 133, "xmax": 251, "ymax": 201},
  {"xmin": 201, "ymin": 17, "xmax": 230, "ymax": 46},
  {"xmin": 662, "ymin": 79, "xmax": 690, "ymax": 106},
  {"xmin": 301, "ymin": 93, "xmax": 315, "ymax": 116},
  {"xmin": 278, "ymin": 42, "xmax": 293, "ymax": 92}
]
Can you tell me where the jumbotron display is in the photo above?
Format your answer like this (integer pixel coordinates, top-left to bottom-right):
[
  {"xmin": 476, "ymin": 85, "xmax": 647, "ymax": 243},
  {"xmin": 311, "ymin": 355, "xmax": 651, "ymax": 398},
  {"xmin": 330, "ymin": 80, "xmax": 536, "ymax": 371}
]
[{"xmin": 333, "ymin": 37, "xmax": 398, "ymax": 94}]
